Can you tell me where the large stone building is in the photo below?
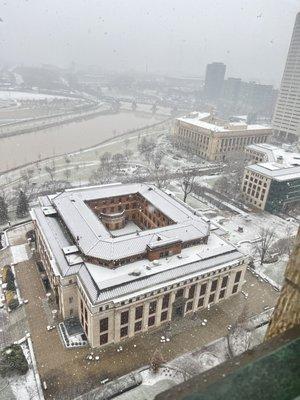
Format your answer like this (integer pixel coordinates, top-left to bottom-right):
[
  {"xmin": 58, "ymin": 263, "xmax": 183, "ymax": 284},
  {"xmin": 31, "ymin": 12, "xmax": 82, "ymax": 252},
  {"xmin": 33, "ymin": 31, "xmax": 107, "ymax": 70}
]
[
  {"xmin": 241, "ymin": 145, "xmax": 300, "ymax": 213},
  {"xmin": 31, "ymin": 183, "xmax": 247, "ymax": 348},
  {"xmin": 272, "ymin": 12, "xmax": 300, "ymax": 142},
  {"xmin": 174, "ymin": 112, "xmax": 272, "ymax": 161}
]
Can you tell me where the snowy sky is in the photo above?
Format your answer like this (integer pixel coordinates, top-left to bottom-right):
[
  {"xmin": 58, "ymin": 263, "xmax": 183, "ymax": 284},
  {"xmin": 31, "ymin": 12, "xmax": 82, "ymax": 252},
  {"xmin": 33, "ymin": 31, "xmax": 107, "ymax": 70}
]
[{"xmin": 0, "ymin": 0, "xmax": 299, "ymax": 86}]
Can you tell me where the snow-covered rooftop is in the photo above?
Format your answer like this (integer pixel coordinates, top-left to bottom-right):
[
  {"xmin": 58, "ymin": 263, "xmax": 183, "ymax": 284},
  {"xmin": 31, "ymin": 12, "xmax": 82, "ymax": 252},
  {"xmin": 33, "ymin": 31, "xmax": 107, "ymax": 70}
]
[
  {"xmin": 246, "ymin": 162, "xmax": 300, "ymax": 181},
  {"xmin": 245, "ymin": 143, "xmax": 300, "ymax": 166},
  {"xmin": 176, "ymin": 112, "xmax": 271, "ymax": 134},
  {"xmin": 31, "ymin": 183, "xmax": 245, "ymax": 305},
  {"xmin": 37, "ymin": 183, "xmax": 210, "ymax": 261}
]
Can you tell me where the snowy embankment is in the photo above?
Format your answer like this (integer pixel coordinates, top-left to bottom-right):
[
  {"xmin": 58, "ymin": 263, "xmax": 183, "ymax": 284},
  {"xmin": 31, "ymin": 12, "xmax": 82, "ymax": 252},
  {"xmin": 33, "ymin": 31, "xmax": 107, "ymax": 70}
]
[
  {"xmin": 8, "ymin": 339, "xmax": 43, "ymax": 400},
  {"xmin": 0, "ymin": 90, "xmax": 70, "ymax": 101}
]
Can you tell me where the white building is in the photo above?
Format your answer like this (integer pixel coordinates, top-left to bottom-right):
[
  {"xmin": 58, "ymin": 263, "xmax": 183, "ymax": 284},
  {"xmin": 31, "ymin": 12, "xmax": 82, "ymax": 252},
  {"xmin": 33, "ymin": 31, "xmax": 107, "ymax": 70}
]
[{"xmin": 272, "ymin": 13, "xmax": 300, "ymax": 141}]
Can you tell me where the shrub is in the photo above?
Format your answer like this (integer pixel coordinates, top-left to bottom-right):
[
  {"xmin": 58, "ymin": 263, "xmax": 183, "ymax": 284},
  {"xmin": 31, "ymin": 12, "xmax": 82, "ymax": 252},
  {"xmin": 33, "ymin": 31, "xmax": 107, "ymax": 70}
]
[
  {"xmin": 6, "ymin": 278, "xmax": 15, "ymax": 291},
  {"xmin": 8, "ymin": 298, "xmax": 19, "ymax": 311},
  {"xmin": 5, "ymin": 290, "xmax": 15, "ymax": 304},
  {"xmin": 0, "ymin": 344, "xmax": 29, "ymax": 377},
  {"xmin": 2, "ymin": 265, "xmax": 11, "ymax": 283}
]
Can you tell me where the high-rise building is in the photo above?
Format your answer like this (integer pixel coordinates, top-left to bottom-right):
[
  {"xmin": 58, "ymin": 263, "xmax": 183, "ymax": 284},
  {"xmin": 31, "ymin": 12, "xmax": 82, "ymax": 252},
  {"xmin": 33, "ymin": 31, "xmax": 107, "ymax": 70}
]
[
  {"xmin": 204, "ymin": 62, "xmax": 226, "ymax": 101},
  {"xmin": 272, "ymin": 13, "xmax": 300, "ymax": 142}
]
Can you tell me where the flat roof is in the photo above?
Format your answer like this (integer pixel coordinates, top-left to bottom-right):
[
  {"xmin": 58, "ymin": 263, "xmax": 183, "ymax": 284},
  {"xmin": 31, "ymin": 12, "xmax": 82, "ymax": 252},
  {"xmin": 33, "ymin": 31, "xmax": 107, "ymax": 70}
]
[
  {"xmin": 176, "ymin": 112, "xmax": 271, "ymax": 134},
  {"xmin": 245, "ymin": 143, "xmax": 300, "ymax": 165},
  {"xmin": 246, "ymin": 162, "xmax": 300, "ymax": 181}
]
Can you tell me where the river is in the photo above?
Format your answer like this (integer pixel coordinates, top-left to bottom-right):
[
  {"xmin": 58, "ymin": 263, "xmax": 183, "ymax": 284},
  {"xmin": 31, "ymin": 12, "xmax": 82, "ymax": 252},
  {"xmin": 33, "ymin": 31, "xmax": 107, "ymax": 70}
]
[{"xmin": 0, "ymin": 110, "xmax": 167, "ymax": 172}]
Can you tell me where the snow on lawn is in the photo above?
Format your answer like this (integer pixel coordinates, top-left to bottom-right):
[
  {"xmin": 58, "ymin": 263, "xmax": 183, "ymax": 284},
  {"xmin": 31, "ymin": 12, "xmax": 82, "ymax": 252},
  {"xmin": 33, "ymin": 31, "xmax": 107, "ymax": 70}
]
[
  {"xmin": 10, "ymin": 244, "xmax": 29, "ymax": 264},
  {"xmin": 8, "ymin": 342, "xmax": 40, "ymax": 400},
  {"xmin": 213, "ymin": 212, "xmax": 298, "ymax": 286},
  {"xmin": 0, "ymin": 90, "xmax": 69, "ymax": 101}
]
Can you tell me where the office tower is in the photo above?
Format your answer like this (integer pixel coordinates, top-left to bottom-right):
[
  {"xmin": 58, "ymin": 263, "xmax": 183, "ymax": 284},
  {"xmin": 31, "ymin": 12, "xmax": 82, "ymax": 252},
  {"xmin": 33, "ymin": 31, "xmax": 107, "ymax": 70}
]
[
  {"xmin": 273, "ymin": 13, "xmax": 300, "ymax": 141},
  {"xmin": 204, "ymin": 62, "xmax": 226, "ymax": 101}
]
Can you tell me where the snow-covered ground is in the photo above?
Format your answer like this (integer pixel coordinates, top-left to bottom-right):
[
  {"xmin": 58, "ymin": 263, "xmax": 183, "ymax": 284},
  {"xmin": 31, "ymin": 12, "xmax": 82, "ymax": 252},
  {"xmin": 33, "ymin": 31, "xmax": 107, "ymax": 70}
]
[
  {"xmin": 212, "ymin": 212, "xmax": 298, "ymax": 285},
  {"xmin": 0, "ymin": 90, "xmax": 70, "ymax": 101},
  {"xmin": 8, "ymin": 342, "xmax": 40, "ymax": 400},
  {"xmin": 10, "ymin": 244, "xmax": 30, "ymax": 264}
]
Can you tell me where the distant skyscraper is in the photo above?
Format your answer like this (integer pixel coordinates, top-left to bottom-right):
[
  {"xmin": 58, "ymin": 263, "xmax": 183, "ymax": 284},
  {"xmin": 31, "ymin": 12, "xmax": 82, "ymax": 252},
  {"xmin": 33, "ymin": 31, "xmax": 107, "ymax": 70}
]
[
  {"xmin": 273, "ymin": 13, "xmax": 300, "ymax": 141},
  {"xmin": 204, "ymin": 62, "xmax": 226, "ymax": 101}
]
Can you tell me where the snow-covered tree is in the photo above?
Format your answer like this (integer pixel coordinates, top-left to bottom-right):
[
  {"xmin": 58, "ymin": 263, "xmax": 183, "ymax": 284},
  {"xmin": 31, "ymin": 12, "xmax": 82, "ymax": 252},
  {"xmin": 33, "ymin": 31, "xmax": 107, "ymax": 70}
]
[
  {"xmin": 0, "ymin": 195, "xmax": 8, "ymax": 225},
  {"xmin": 254, "ymin": 227, "xmax": 277, "ymax": 265},
  {"xmin": 150, "ymin": 349, "xmax": 165, "ymax": 373},
  {"xmin": 180, "ymin": 172, "xmax": 196, "ymax": 203},
  {"xmin": 16, "ymin": 190, "xmax": 29, "ymax": 218}
]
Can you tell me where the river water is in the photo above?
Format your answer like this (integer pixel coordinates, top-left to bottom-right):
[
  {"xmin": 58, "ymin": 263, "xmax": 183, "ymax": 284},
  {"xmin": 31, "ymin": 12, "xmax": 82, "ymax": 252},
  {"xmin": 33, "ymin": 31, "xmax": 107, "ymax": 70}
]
[{"xmin": 0, "ymin": 110, "xmax": 166, "ymax": 172}]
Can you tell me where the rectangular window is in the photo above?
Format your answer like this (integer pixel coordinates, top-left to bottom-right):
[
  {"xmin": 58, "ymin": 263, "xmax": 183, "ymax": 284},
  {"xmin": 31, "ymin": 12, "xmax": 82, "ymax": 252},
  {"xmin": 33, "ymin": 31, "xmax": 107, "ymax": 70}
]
[
  {"xmin": 188, "ymin": 285, "xmax": 196, "ymax": 299},
  {"xmin": 209, "ymin": 293, "xmax": 215, "ymax": 304},
  {"xmin": 162, "ymin": 294, "xmax": 170, "ymax": 309},
  {"xmin": 221, "ymin": 276, "xmax": 228, "ymax": 288},
  {"xmin": 100, "ymin": 317, "xmax": 108, "ymax": 332},
  {"xmin": 235, "ymin": 271, "xmax": 242, "ymax": 283},
  {"xmin": 120, "ymin": 326, "xmax": 128, "ymax": 338},
  {"xmin": 121, "ymin": 310, "xmax": 129, "ymax": 325},
  {"xmin": 186, "ymin": 301, "xmax": 193, "ymax": 312},
  {"xmin": 69, "ymin": 297, "xmax": 73, "ymax": 304},
  {"xmin": 148, "ymin": 316, "xmax": 155, "ymax": 326},
  {"xmin": 84, "ymin": 308, "xmax": 88, "ymax": 321},
  {"xmin": 161, "ymin": 310, "xmax": 168, "ymax": 322},
  {"xmin": 80, "ymin": 299, "xmax": 83, "ymax": 312},
  {"xmin": 135, "ymin": 305, "xmax": 143, "ymax": 320},
  {"xmin": 198, "ymin": 297, "xmax": 204, "ymax": 308},
  {"xmin": 134, "ymin": 321, "xmax": 142, "ymax": 332},
  {"xmin": 211, "ymin": 279, "xmax": 218, "ymax": 292},
  {"xmin": 200, "ymin": 284, "xmax": 207, "ymax": 296},
  {"xmin": 232, "ymin": 284, "xmax": 239, "ymax": 294},
  {"xmin": 100, "ymin": 333, "xmax": 108, "ymax": 345},
  {"xmin": 175, "ymin": 288, "xmax": 184, "ymax": 299},
  {"xmin": 149, "ymin": 301, "xmax": 157, "ymax": 314},
  {"xmin": 219, "ymin": 289, "xmax": 226, "ymax": 299}
]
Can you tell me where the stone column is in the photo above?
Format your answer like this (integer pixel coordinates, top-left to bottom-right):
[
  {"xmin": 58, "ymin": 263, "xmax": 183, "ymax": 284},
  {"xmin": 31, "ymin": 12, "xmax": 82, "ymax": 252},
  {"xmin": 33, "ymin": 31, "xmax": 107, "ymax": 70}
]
[
  {"xmin": 142, "ymin": 301, "xmax": 150, "ymax": 332},
  {"xmin": 193, "ymin": 283, "xmax": 201, "ymax": 312},
  {"xmin": 114, "ymin": 310, "xmax": 121, "ymax": 343},
  {"xmin": 155, "ymin": 296, "xmax": 163, "ymax": 327},
  {"xmin": 167, "ymin": 291, "xmax": 176, "ymax": 321},
  {"xmin": 128, "ymin": 306, "xmax": 136, "ymax": 338}
]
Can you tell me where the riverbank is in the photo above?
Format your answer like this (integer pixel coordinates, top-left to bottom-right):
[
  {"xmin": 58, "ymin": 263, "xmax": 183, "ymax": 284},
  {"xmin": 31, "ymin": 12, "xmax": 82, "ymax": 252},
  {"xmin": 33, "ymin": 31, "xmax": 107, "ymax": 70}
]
[{"xmin": 0, "ymin": 109, "xmax": 168, "ymax": 172}]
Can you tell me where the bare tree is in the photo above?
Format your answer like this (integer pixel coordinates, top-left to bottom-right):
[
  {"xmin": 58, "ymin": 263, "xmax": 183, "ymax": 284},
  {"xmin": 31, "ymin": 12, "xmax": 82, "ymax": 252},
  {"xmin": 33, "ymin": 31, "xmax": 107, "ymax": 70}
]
[
  {"xmin": 138, "ymin": 136, "xmax": 156, "ymax": 165},
  {"xmin": 45, "ymin": 165, "xmax": 56, "ymax": 181},
  {"xmin": 226, "ymin": 304, "xmax": 251, "ymax": 358},
  {"xmin": 254, "ymin": 227, "xmax": 277, "ymax": 265},
  {"xmin": 271, "ymin": 226, "xmax": 295, "ymax": 257},
  {"xmin": 180, "ymin": 172, "xmax": 196, "ymax": 203},
  {"xmin": 150, "ymin": 349, "xmax": 165, "ymax": 373},
  {"xmin": 152, "ymin": 166, "xmax": 169, "ymax": 189},
  {"xmin": 112, "ymin": 153, "xmax": 126, "ymax": 173},
  {"xmin": 213, "ymin": 176, "xmax": 229, "ymax": 195}
]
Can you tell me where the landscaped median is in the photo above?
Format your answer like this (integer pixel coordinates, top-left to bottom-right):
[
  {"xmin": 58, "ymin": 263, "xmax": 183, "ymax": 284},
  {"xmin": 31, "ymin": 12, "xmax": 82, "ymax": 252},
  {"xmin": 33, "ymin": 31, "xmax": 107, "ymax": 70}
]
[{"xmin": 2, "ymin": 264, "xmax": 19, "ymax": 311}]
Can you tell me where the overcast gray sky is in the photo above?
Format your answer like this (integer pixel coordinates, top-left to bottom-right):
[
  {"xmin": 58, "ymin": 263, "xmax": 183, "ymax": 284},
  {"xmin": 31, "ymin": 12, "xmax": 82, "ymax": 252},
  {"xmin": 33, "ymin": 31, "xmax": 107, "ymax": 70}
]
[{"xmin": 0, "ymin": 0, "xmax": 299, "ymax": 86}]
